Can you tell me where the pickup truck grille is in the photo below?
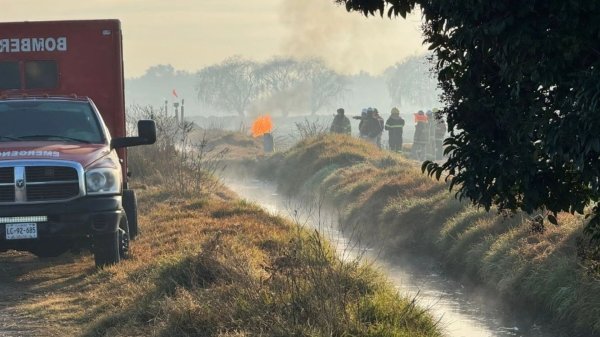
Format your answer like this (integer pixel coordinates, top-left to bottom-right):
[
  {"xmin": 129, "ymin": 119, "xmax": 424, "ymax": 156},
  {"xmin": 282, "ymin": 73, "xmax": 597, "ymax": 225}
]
[
  {"xmin": 26, "ymin": 183, "xmax": 81, "ymax": 201},
  {"xmin": 26, "ymin": 166, "xmax": 78, "ymax": 182},
  {"xmin": 0, "ymin": 167, "xmax": 13, "ymax": 183},
  {"xmin": 0, "ymin": 164, "xmax": 82, "ymax": 203},
  {"xmin": 0, "ymin": 186, "xmax": 15, "ymax": 202},
  {"xmin": 0, "ymin": 167, "xmax": 14, "ymax": 202}
]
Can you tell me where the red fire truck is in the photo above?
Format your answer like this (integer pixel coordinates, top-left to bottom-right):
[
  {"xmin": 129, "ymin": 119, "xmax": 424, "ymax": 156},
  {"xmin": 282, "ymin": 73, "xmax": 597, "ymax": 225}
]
[{"xmin": 0, "ymin": 20, "xmax": 155, "ymax": 267}]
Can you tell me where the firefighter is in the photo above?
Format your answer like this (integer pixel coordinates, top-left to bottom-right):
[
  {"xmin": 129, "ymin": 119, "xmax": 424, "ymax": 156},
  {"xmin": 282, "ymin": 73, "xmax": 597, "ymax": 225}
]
[
  {"xmin": 362, "ymin": 108, "xmax": 383, "ymax": 145},
  {"xmin": 385, "ymin": 107, "xmax": 405, "ymax": 153},
  {"xmin": 356, "ymin": 108, "xmax": 368, "ymax": 138},
  {"xmin": 412, "ymin": 110, "xmax": 428, "ymax": 159},
  {"xmin": 330, "ymin": 108, "xmax": 351, "ymax": 135}
]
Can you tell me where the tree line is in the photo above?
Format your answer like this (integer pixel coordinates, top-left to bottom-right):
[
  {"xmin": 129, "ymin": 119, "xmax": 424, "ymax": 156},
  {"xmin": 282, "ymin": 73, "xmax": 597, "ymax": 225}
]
[{"xmin": 125, "ymin": 55, "xmax": 440, "ymax": 117}]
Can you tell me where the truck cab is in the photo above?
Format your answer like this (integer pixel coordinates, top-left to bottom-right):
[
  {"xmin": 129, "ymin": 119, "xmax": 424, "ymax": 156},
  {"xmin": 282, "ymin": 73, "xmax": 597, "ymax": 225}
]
[{"xmin": 0, "ymin": 20, "xmax": 155, "ymax": 267}]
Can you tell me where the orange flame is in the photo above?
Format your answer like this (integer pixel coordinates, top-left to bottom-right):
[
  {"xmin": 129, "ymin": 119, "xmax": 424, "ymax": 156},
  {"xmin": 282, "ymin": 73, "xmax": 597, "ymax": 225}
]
[{"xmin": 251, "ymin": 115, "xmax": 273, "ymax": 137}]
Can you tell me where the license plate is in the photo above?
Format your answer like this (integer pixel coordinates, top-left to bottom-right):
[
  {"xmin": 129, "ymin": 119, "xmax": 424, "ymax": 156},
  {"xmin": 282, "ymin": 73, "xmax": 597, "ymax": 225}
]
[{"xmin": 5, "ymin": 223, "xmax": 38, "ymax": 240}]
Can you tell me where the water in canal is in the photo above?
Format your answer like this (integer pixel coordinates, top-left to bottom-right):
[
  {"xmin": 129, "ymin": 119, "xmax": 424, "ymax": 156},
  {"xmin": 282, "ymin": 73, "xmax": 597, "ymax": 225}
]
[{"xmin": 225, "ymin": 178, "xmax": 554, "ymax": 337}]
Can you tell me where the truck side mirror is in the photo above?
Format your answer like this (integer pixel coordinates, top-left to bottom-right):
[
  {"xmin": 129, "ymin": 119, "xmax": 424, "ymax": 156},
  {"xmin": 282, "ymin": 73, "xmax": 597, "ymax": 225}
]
[
  {"xmin": 111, "ymin": 120, "xmax": 157, "ymax": 149},
  {"xmin": 137, "ymin": 120, "xmax": 157, "ymax": 144}
]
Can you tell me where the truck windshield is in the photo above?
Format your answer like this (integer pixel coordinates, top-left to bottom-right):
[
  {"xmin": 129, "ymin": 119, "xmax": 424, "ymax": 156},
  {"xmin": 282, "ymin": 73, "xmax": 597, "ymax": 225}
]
[{"xmin": 0, "ymin": 101, "xmax": 104, "ymax": 144}]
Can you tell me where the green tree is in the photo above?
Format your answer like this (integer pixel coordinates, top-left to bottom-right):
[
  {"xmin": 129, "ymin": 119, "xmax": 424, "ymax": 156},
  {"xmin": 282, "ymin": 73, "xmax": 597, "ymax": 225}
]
[{"xmin": 336, "ymin": 0, "xmax": 600, "ymax": 236}]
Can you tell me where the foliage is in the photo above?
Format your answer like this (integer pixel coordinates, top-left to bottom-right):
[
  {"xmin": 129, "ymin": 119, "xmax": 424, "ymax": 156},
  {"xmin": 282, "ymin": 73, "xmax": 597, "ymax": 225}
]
[{"xmin": 337, "ymin": 0, "xmax": 600, "ymax": 238}]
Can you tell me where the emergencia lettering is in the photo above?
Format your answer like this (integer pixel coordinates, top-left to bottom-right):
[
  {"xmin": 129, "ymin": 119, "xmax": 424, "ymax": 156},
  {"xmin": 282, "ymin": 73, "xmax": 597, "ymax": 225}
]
[
  {"xmin": 0, "ymin": 37, "xmax": 67, "ymax": 53},
  {"xmin": 0, "ymin": 151, "xmax": 60, "ymax": 158}
]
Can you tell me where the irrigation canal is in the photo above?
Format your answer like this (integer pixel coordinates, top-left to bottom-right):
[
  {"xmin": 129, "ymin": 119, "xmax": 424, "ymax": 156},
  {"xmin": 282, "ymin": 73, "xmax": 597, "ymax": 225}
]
[{"xmin": 225, "ymin": 177, "xmax": 554, "ymax": 337}]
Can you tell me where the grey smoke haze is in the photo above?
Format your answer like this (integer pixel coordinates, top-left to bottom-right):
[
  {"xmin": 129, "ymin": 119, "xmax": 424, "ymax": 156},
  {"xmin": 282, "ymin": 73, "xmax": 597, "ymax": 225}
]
[{"xmin": 279, "ymin": 0, "xmax": 427, "ymax": 75}]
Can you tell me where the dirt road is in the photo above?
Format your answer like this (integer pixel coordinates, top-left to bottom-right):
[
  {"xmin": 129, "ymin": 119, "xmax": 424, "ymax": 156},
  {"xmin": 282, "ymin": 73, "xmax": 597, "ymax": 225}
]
[{"xmin": 0, "ymin": 251, "xmax": 89, "ymax": 337}]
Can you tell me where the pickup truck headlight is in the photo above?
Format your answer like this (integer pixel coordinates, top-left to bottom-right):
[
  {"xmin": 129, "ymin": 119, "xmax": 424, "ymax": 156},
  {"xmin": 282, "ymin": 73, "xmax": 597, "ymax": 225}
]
[{"xmin": 86, "ymin": 167, "xmax": 121, "ymax": 195}]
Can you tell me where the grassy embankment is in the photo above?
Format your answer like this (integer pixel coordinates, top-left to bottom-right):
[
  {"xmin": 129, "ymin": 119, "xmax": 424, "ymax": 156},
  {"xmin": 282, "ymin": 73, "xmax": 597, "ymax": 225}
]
[
  {"xmin": 4, "ymin": 124, "xmax": 441, "ymax": 336},
  {"xmin": 258, "ymin": 134, "xmax": 600, "ymax": 336}
]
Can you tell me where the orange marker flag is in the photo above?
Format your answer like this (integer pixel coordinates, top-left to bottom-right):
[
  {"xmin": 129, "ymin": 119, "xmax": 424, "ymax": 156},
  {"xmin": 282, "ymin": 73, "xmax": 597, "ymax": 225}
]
[
  {"xmin": 172, "ymin": 89, "xmax": 178, "ymax": 98},
  {"xmin": 251, "ymin": 115, "xmax": 273, "ymax": 138}
]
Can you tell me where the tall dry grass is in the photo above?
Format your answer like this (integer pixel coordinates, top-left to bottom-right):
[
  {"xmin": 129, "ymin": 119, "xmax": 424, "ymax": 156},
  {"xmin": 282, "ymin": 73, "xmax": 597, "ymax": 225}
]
[
  {"xmin": 127, "ymin": 105, "xmax": 227, "ymax": 195},
  {"xmin": 20, "ymin": 188, "xmax": 438, "ymax": 336}
]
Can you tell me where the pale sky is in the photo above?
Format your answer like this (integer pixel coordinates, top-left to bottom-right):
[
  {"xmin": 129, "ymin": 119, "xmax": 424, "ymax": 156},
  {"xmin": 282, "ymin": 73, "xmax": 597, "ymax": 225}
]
[{"xmin": 3, "ymin": 0, "xmax": 427, "ymax": 78}]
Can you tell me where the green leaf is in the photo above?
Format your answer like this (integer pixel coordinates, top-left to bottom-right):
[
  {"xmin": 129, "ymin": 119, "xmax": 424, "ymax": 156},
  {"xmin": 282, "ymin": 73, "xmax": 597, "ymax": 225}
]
[{"xmin": 421, "ymin": 160, "xmax": 432, "ymax": 173}]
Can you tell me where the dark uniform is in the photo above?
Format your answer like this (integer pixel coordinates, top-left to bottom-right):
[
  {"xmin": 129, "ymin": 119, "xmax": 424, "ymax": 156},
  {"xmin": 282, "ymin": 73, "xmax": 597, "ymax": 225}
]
[
  {"xmin": 363, "ymin": 110, "xmax": 383, "ymax": 145},
  {"xmin": 412, "ymin": 111, "xmax": 428, "ymax": 159},
  {"xmin": 385, "ymin": 108, "xmax": 405, "ymax": 152},
  {"xmin": 330, "ymin": 108, "xmax": 351, "ymax": 135},
  {"xmin": 357, "ymin": 109, "xmax": 368, "ymax": 138}
]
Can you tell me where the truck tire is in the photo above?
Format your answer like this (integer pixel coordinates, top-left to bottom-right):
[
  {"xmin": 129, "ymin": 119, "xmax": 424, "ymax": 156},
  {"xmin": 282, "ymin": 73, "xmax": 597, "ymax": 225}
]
[
  {"xmin": 123, "ymin": 189, "xmax": 139, "ymax": 240},
  {"xmin": 94, "ymin": 231, "xmax": 120, "ymax": 267},
  {"xmin": 118, "ymin": 216, "xmax": 130, "ymax": 260},
  {"xmin": 94, "ymin": 215, "xmax": 129, "ymax": 267}
]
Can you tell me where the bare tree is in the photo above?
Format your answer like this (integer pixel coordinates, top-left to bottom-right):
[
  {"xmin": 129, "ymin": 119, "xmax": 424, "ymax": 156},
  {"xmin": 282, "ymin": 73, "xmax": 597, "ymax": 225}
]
[
  {"xmin": 301, "ymin": 60, "xmax": 349, "ymax": 115},
  {"xmin": 196, "ymin": 56, "xmax": 262, "ymax": 117},
  {"xmin": 386, "ymin": 55, "xmax": 440, "ymax": 108},
  {"xmin": 253, "ymin": 58, "xmax": 307, "ymax": 116},
  {"xmin": 259, "ymin": 58, "xmax": 304, "ymax": 93}
]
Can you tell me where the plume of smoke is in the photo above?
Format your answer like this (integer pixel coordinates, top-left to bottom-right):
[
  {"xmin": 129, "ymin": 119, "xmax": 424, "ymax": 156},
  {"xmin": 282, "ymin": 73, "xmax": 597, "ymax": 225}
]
[
  {"xmin": 279, "ymin": 0, "xmax": 426, "ymax": 75},
  {"xmin": 248, "ymin": 83, "xmax": 311, "ymax": 117}
]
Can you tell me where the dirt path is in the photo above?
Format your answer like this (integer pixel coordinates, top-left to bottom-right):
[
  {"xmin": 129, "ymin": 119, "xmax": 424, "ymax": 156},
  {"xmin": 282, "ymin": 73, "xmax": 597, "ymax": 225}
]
[
  {"xmin": 0, "ymin": 284, "xmax": 43, "ymax": 337},
  {"xmin": 0, "ymin": 251, "xmax": 88, "ymax": 337},
  {"xmin": 0, "ymin": 253, "xmax": 44, "ymax": 337}
]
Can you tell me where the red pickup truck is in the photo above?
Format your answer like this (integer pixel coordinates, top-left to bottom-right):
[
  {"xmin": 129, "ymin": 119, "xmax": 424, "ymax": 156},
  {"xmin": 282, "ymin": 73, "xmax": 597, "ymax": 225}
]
[{"xmin": 0, "ymin": 20, "xmax": 155, "ymax": 267}]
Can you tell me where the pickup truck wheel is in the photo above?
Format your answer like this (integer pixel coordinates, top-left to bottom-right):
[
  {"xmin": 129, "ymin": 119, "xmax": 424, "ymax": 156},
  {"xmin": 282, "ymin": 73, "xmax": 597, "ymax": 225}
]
[
  {"xmin": 123, "ymin": 189, "xmax": 139, "ymax": 240},
  {"xmin": 94, "ymin": 232, "xmax": 120, "ymax": 267},
  {"xmin": 119, "ymin": 216, "xmax": 130, "ymax": 260}
]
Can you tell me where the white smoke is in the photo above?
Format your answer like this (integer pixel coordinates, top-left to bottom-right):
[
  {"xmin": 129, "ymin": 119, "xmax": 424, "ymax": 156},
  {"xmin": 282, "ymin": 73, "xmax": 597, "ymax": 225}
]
[{"xmin": 279, "ymin": 0, "xmax": 427, "ymax": 75}]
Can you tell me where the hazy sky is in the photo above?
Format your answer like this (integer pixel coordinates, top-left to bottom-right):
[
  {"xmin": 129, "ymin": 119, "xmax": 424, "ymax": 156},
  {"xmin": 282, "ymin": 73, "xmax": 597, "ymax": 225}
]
[{"xmin": 3, "ymin": 0, "xmax": 427, "ymax": 78}]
